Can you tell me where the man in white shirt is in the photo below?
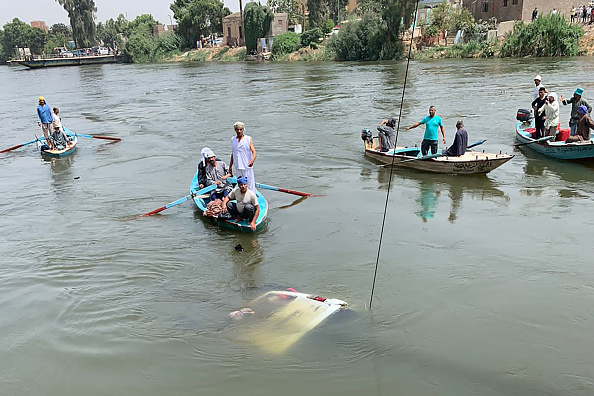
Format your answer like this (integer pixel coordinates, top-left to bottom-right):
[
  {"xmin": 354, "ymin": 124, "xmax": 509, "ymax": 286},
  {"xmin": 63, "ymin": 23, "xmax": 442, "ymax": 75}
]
[
  {"xmin": 533, "ymin": 75, "xmax": 544, "ymax": 100},
  {"xmin": 222, "ymin": 176, "xmax": 260, "ymax": 231}
]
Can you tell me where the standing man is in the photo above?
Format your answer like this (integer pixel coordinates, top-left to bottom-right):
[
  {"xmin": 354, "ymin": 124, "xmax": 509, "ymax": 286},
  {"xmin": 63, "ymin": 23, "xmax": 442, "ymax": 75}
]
[
  {"xmin": 222, "ymin": 176, "xmax": 260, "ymax": 231},
  {"xmin": 532, "ymin": 87, "xmax": 548, "ymax": 138},
  {"xmin": 36, "ymin": 96, "xmax": 55, "ymax": 150},
  {"xmin": 405, "ymin": 105, "xmax": 446, "ymax": 156},
  {"xmin": 533, "ymin": 75, "xmax": 544, "ymax": 100},
  {"xmin": 229, "ymin": 121, "xmax": 257, "ymax": 193},
  {"xmin": 532, "ymin": 7, "xmax": 538, "ymax": 21},
  {"xmin": 560, "ymin": 88, "xmax": 592, "ymax": 136},
  {"xmin": 443, "ymin": 120, "xmax": 468, "ymax": 157}
]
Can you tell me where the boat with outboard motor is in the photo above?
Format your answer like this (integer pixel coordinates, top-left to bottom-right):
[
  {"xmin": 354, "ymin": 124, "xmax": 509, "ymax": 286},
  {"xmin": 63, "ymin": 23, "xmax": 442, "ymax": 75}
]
[{"xmin": 361, "ymin": 129, "xmax": 513, "ymax": 174}]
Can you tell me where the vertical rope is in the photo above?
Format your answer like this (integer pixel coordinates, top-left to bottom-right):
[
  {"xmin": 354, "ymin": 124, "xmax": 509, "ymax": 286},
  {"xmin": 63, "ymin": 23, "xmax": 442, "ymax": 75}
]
[{"xmin": 369, "ymin": 0, "xmax": 421, "ymax": 310}]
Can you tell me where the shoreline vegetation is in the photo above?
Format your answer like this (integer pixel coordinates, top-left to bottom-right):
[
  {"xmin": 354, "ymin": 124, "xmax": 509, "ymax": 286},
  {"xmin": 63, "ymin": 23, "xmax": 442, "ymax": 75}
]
[{"xmin": 1, "ymin": 1, "xmax": 592, "ymax": 65}]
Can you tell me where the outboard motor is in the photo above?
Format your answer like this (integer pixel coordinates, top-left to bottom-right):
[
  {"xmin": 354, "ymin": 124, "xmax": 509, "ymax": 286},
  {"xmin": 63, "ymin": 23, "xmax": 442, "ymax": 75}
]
[
  {"xmin": 516, "ymin": 108, "xmax": 532, "ymax": 122},
  {"xmin": 361, "ymin": 128, "xmax": 373, "ymax": 144}
]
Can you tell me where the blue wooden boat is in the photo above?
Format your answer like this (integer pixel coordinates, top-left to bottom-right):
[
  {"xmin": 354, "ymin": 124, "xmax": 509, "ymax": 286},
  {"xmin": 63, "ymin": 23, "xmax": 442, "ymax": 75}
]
[
  {"xmin": 189, "ymin": 173, "xmax": 268, "ymax": 232},
  {"xmin": 37, "ymin": 134, "xmax": 78, "ymax": 158},
  {"xmin": 516, "ymin": 120, "xmax": 594, "ymax": 160}
]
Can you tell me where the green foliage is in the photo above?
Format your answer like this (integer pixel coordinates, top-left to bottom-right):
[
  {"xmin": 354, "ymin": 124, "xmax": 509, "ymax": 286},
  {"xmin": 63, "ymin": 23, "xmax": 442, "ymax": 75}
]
[
  {"xmin": 1, "ymin": 18, "xmax": 49, "ymax": 57},
  {"xmin": 43, "ymin": 32, "xmax": 71, "ymax": 54},
  {"xmin": 424, "ymin": 2, "xmax": 475, "ymax": 42},
  {"xmin": 244, "ymin": 2, "xmax": 273, "ymax": 53},
  {"xmin": 414, "ymin": 39, "xmax": 499, "ymax": 59},
  {"xmin": 301, "ymin": 28, "xmax": 323, "ymax": 47},
  {"xmin": 96, "ymin": 17, "xmax": 125, "ymax": 50},
  {"xmin": 268, "ymin": 0, "xmax": 300, "ymax": 24},
  {"xmin": 500, "ymin": 14, "xmax": 583, "ymax": 57},
  {"xmin": 122, "ymin": 14, "xmax": 183, "ymax": 62},
  {"xmin": 323, "ymin": 19, "xmax": 335, "ymax": 35},
  {"xmin": 170, "ymin": 0, "xmax": 230, "ymax": 48},
  {"xmin": 126, "ymin": 14, "xmax": 159, "ymax": 35},
  {"xmin": 271, "ymin": 31, "xmax": 301, "ymax": 56},
  {"xmin": 380, "ymin": 0, "xmax": 416, "ymax": 59},
  {"xmin": 55, "ymin": 0, "xmax": 97, "ymax": 48},
  {"xmin": 50, "ymin": 23, "xmax": 70, "ymax": 36},
  {"xmin": 307, "ymin": 0, "xmax": 328, "ymax": 29},
  {"xmin": 327, "ymin": 13, "xmax": 385, "ymax": 60}
]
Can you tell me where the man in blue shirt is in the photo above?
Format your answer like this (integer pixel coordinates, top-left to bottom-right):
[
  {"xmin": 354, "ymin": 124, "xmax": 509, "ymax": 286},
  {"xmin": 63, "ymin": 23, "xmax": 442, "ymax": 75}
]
[
  {"xmin": 36, "ymin": 96, "xmax": 55, "ymax": 150},
  {"xmin": 405, "ymin": 105, "xmax": 446, "ymax": 155}
]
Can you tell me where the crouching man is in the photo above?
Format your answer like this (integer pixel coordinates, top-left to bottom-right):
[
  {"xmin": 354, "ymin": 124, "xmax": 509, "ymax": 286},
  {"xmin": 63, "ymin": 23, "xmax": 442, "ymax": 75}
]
[{"xmin": 222, "ymin": 176, "xmax": 260, "ymax": 231}]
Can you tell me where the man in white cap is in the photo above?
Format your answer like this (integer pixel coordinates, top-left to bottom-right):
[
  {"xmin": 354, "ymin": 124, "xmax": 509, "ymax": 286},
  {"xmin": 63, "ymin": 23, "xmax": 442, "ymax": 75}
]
[
  {"xmin": 229, "ymin": 122, "xmax": 257, "ymax": 193},
  {"xmin": 533, "ymin": 75, "xmax": 544, "ymax": 100}
]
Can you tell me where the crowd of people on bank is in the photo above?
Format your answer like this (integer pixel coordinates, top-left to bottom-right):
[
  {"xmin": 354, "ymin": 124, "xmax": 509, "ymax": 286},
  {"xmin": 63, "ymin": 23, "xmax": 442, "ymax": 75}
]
[
  {"xmin": 531, "ymin": 75, "xmax": 594, "ymax": 142},
  {"xmin": 197, "ymin": 121, "xmax": 260, "ymax": 230},
  {"xmin": 570, "ymin": 5, "xmax": 594, "ymax": 23},
  {"xmin": 36, "ymin": 96, "xmax": 72, "ymax": 151}
]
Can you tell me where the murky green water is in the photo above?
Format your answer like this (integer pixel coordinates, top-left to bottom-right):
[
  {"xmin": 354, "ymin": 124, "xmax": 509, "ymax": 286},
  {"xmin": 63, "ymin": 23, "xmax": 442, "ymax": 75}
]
[{"xmin": 1, "ymin": 58, "xmax": 594, "ymax": 395}]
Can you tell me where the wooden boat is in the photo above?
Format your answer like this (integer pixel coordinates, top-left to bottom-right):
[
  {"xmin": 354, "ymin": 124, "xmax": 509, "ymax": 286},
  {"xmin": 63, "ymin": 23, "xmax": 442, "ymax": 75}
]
[
  {"xmin": 189, "ymin": 173, "xmax": 268, "ymax": 232},
  {"xmin": 227, "ymin": 290, "xmax": 348, "ymax": 354},
  {"xmin": 363, "ymin": 136, "xmax": 513, "ymax": 174},
  {"xmin": 37, "ymin": 134, "xmax": 78, "ymax": 158},
  {"xmin": 516, "ymin": 120, "xmax": 594, "ymax": 160}
]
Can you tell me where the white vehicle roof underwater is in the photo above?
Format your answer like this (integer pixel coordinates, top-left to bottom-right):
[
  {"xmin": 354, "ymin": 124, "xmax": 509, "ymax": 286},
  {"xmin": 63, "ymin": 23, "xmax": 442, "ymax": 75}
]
[{"xmin": 229, "ymin": 290, "xmax": 348, "ymax": 354}]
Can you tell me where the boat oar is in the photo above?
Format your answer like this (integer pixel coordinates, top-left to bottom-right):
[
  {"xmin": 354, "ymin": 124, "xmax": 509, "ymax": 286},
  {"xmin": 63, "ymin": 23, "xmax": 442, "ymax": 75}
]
[
  {"xmin": 381, "ymin": 152, "xmax": 442, "ymax": 167},
  {"xmin": 140, "ymin": 184, "xmax": 216, "ymax": 217},
  {"xmin": 514, "ymin": 135, "xmax": 554, "ymax": 147},
  {"xmin": 64, "ymin": 127, "xmax": 121, "ymax": 141},
  {"xmin": 0, "ymin": 137, "xmax": 39, "ymax": 154},
  {"xmin": 467, "ymin": 139, "xmax": 486, "ymax": 150},
  {"xmin": 255, "ymin": 182, "xmax": 318, "ymax": 197}
]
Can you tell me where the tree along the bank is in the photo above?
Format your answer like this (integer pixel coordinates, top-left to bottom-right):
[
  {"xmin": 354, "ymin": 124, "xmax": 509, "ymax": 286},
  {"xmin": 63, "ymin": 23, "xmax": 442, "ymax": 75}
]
[
  {"xmin": 243, "ymin": 2, "xmax": 273, "ymax": 53},
  {"xmin": 424, "ymin": 2, "xmax": 475, "ymax": 45},
  {"xmin": 55, "ymin": 0, "xmax": 97, "ymax": 48},
  {"xmin": 121, "ymin": 14, "xmax": 184, "ymax": 62},
  {"xmin": 268, "ymin": 0, "xmax": 301, "ymax": 25},
  {"xmin": 500, "ymin": 14, "xmax": 583, "ymax": 57},
  {"xmin": 330, "ymin": 0, "xmax": 417, "ymax": 60},
  {"xmin": 0, "ymin": 18, "xmax": 49, "ymax": 59},
  {"xmin": 307, "ymin": 0, "xmax": 329, "ymax": 29},
  {"xmin": 96, "ymin": 14, "xmax": 128, "ymax": 51},
  {"xmin": 170, "ymin": 0, "xmax": 230, "ymax": 48},
  {"xmin": 44, "ymin": 23, "xmax": 74, "ymax": 55}
]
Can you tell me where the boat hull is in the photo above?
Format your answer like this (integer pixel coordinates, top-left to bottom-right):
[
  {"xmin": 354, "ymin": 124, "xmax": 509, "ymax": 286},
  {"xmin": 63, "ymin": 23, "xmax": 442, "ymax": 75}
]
[
  {"xmin": 515, "ymin": 121, "xmax": 594, "ymax": 160},
  {"xmin": 15, "ymin": 55, "xmax": 123, "ymax": 69},
  {"xmin": 364, "ymin": 141, "xmax": 512, "ymax": 174},
  {"xmin": 190, "ymin": 173, "xmax": 268, "ymax": 232},
  {"xmin": 38, "ymin": 135, "xmax": 78, "ymax": 158}
]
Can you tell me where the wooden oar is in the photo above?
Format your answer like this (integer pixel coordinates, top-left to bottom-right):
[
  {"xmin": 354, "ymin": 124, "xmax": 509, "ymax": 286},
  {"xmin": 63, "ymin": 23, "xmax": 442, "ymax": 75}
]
[
  {"xmin": 255, "ymin": 182, "xmax": 317, "ymax": 197},
  {"xmin": 467, "ymin": 139, "xmax": 486, "ymax": 149},
  {"xmin": 381, "ymin": 152, "xmax": 441, "ymax": 167},
  {"xmin": 64, "ymin": 127, "xmax": 121, "ymax": 141},
  {"xmin": 514, "ymin": 135, "xmax": 554, "ymax": 147},
  {"xmin": 141, "ymin": 184, "xmax": 216, "ymax": 217},
  {"xmin": 0, "ymin": 137, "xmax": 39, "ymax": 154}
]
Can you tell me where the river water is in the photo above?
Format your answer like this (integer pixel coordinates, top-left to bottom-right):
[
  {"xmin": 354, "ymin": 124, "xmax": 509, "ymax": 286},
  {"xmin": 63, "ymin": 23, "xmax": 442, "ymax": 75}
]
[{"xmin": 1, "ymin": 58, "xmax": 594, "ymax": 395}]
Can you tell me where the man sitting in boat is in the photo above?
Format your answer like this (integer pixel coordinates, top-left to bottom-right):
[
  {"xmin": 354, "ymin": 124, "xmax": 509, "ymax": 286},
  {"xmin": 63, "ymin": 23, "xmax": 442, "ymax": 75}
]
[
  {"xmin": 197, "ymin": 147, "xmax": 212, "ymax": 189},
  {"xmin": 50, "ymin": 107, "xmax": 71, "ymax": 150},
  {"xmin": 442, "ymin": 120, "xmax": 468, "ymax": 157},
  {"xmin": 565, "ymin": 105, "xmax": 594, "ymax": 143},
  {"xmin": 203, "ymin": 148, "xmax": 233, "ymax": 201},
  {"xmin": 376, "ymin": 117, "xmax": 396, "ymax": 152},
  {"xmin": 221, "ymin": 176, "xmax": 260, "ymax": 231},
  {"xmin": 560, "ymin": 88, "xmax": 592, "ymax": 136}
]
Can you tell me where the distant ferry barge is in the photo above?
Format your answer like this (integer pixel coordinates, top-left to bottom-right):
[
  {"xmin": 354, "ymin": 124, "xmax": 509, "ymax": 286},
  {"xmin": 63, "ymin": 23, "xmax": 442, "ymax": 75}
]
[{"xmin": 15, "ymin": 54, "xmax": 124, "ymax": 69}]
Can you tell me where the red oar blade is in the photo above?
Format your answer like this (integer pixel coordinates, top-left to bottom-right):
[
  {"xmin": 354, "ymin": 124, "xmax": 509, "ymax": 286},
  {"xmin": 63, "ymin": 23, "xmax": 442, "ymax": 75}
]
[{"xmin": 1, "ymin": 138, "xmax": 39, "ymax": 154}]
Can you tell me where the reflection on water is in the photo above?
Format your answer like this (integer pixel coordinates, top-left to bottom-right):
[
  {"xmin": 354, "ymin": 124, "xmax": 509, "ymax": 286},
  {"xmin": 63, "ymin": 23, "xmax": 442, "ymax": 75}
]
[
  {"xmin": 230, "ymin": 235, "xmax": 264, "ymax": 293},
  {"xmin": 416, "ymin": 180, "xmax": 440, "ymax": 223}
]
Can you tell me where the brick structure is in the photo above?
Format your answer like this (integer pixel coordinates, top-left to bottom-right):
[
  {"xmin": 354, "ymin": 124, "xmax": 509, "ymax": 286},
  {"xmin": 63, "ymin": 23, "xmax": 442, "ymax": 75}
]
[
  {"xmin": 268, "ymin": 13, "xmax": 288, "ymax": 36},
  {"xmin": 30, "ymin": 21, "xmax": 49, "ymax": 32},
  {"xmin": 223, "ymin": 12, "xmax": 244, "ymax": 47},
  {"xmin": 463, "ymin": 0, "xmax": 574, "ymax": 22}
]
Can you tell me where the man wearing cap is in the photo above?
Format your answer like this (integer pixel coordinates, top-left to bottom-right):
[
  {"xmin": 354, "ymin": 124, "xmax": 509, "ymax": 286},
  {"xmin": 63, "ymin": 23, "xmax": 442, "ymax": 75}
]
[
  {"xmin": 566, "ymin": 105, "xmax": 594, "ymax": 143},
  {"xmin": 533, "ymin": 75, "xmax": 544, "ymax": 100},
  {"xmin": 222, "ymin": 176, "xmax": 260, "ymax": 231},
  {"xmin": 561, "ymin": 88, "xmax": 592, "ymax": 136},
  {"xmin": 203, "ymin": 148, "xmax": 232, "ymax": 201},
  {"xmin": 376, "ymin": 117, "xmax": 396, "ymax": 152},
  {"xmin": 229, "ymin": 121, "xmax": 257, "ymax": 193},
  {"xmin": 36, "ymin": 96, "xmax": 55, "ymax": 150},
  {"xmin": 405, "ymin": 105, "xmax": 446, "ymax": 156},
  {"xmin": 443, "ymin": 120, "xmax": 468, "ymax": 157}
]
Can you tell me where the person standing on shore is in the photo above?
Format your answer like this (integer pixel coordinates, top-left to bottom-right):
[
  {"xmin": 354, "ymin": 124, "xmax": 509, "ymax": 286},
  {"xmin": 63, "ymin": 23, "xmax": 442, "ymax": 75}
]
[
  {"xmin": 532, "ymin": 7, "xmax": 538, "ymax": 21},
  {"xmin": 560, "ymin": 88, "xmax": 592, "ymax": 136},
  {"xmin": 36, "ymin": 96, "xmax": 55, "ymax": 150},
  {"xmin": 229, "ymin": 122, "xmax": 257, "ymax": 193},
  {"xmin": 405, "ymin": 106, "xmax": 446, "ymax": 156}
]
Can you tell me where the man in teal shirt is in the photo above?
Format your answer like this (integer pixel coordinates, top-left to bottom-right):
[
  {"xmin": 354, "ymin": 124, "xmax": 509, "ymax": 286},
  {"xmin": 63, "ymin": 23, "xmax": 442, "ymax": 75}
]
[{"xmin": 406, "ymin": 105, "xmax": 446, "ymax": 155}]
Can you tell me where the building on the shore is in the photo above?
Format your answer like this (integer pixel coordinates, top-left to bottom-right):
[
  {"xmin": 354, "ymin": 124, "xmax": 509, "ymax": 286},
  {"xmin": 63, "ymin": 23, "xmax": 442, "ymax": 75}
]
[
  {"xmin": 30, "ymin": 20, "xmax": 49, "ymax": 32},
  {"xmin": 223, "ymin": 12, "xmax": 244, "ymax": 47},
  {"xmin": 462, "ymin": 0, "xmax": 573, "ymax": 22}
]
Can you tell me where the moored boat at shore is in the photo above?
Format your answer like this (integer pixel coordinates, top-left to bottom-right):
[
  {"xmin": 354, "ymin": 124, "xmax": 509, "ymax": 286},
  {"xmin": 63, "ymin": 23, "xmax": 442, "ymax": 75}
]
[
  {"xmin": 15, "ymin": 54, "xmax": 123, "ymax": 69},
  {"xmin": 190, "ymin": 173, "xmax": 268, "ymax": 232},
  {"xmin": 516, "ymin": 120, "xmax": 594, "ymax": 160}
]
